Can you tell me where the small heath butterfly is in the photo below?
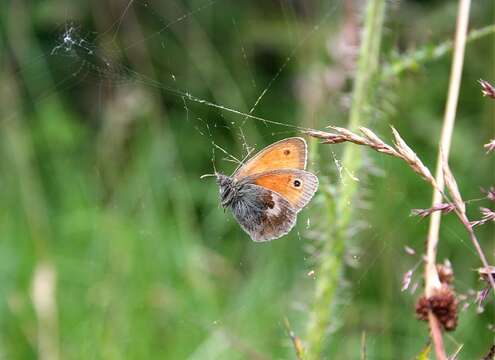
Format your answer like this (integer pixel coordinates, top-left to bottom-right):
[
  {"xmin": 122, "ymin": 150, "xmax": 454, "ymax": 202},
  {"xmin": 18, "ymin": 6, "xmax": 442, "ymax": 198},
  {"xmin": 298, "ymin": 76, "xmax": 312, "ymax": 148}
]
[{"xmin": 215, "ymin": 137, "xmax": 318, "ymax": 242}]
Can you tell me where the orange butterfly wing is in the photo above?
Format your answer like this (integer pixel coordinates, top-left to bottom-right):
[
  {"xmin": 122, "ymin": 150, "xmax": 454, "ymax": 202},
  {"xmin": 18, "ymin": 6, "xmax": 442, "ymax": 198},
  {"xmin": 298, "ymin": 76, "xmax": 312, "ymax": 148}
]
[
  {"xmin": 234, "ymin": 137, "xmax": 307, "ymax": 179},
  {"xmin": 248, "ymin": 169, "xmax": 319, "ymax": 211}
]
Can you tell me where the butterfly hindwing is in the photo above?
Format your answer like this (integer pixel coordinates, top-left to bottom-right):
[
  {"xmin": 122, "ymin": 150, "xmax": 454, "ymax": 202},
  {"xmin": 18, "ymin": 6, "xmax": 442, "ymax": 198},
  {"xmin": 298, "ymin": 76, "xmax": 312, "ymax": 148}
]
[
  {"xmin": 230, "ymin": 183, "xmax": 297, "ymax": 242},
  {"xmin": 245, "ymin": 169, "xmax": 319, "ymax": 211},
  {"xmin": 234, "ymin": 137, "xmax": 307, "ymax": 179}
]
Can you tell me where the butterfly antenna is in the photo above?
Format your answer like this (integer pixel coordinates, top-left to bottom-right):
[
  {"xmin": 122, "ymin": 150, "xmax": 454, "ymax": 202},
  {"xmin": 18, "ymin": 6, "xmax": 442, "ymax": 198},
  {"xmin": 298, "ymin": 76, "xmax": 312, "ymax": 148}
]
[
  {"xmin": 212, "ymin": 142, "xmax": 242, "ymax": 166},
  {"xmin": 200, "ymin": 146, "xmax": 218, "ymax": 179},
  {"xmin": 212, "ymin": 148, "xmax": 218, "ymax": 174},
  {"xmin": 231, "ymin": 145, "xmax": 254, "ymax": 176},
  {"xmin": 211, "ymin": 145, "xmax": 219, "ymax": 176}
]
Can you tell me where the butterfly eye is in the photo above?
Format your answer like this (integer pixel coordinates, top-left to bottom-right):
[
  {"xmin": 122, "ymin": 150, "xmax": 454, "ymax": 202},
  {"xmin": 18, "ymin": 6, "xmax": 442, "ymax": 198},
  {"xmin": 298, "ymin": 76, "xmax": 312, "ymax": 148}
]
[{"xmin": 293, "ymin": 179, "xmax": 302, "ymax": 188}]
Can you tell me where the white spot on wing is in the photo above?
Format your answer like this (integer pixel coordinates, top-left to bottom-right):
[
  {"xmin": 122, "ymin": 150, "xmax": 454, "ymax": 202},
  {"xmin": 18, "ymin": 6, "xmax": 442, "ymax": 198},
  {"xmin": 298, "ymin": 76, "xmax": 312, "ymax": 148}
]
[{"xmin": 267, "ymin": 198, "xmax": 283, "ymax": 217}]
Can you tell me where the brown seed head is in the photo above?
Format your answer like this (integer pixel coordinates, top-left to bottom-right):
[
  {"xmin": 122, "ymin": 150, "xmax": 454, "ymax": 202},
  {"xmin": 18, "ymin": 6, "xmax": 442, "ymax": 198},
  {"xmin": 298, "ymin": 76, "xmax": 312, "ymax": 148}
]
[
  {"xmin": 415, "ymin": 295, "xmax": 430, "ymax": 322},
  {"xmin": 415, "ymin": 286, "xmax": 458, "ymax": 331}
]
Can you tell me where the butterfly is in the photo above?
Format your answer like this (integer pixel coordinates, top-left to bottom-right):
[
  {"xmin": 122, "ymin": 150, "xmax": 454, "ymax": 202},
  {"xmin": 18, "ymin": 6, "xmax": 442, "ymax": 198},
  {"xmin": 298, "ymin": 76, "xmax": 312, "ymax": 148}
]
[{"xmin": 215, "ymin": 137, "xmax": 319, "ymax": 242}]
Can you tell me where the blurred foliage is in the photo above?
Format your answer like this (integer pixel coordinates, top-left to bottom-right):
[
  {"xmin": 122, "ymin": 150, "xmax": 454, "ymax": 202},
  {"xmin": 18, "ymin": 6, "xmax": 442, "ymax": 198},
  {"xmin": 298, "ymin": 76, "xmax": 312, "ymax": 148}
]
[{"xmin": 0, "ymin": 0, "xmax": 494, "ymax": 359}]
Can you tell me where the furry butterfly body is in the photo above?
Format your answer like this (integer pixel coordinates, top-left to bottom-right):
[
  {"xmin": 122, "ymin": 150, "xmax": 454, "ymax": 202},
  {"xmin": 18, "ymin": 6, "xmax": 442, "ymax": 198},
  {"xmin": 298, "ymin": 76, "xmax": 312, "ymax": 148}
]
[{"xmin": 216, "ymin": 138, "xmax": 318, "ymax": 242}]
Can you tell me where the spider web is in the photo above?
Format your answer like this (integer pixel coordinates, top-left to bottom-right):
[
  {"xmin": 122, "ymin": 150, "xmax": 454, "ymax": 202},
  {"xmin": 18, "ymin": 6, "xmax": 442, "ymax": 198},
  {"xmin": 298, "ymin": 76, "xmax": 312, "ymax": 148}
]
[{"xmin": 35, "ymin": 0, "xmax": 349, "ymax": 180}]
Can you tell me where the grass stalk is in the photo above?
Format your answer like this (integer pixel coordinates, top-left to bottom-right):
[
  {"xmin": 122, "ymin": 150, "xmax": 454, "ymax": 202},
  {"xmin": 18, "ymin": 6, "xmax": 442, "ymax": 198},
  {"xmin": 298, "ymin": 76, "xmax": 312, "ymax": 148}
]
[
  {"xmin": 382, "ymin": 24, "xmax": 495, "ymax": 78},
  {"xmin": 425, "ymin": 0, "xmax": 471, "ymax": 358},
  {"xmin": 304, "ymin": 0, "xmax": 386, "ymax": 358}
]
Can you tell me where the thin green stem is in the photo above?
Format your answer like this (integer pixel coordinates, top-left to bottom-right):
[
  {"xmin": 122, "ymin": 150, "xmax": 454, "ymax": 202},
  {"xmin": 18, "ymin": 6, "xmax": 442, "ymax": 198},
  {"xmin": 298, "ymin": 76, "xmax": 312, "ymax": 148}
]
[
  {"xmin": 304, "ymin": 0, "xmax": 386, "ymax": 358},
  {"xmin": 382, "ymin": 24, "xmax": 495, "ymax": 78}
]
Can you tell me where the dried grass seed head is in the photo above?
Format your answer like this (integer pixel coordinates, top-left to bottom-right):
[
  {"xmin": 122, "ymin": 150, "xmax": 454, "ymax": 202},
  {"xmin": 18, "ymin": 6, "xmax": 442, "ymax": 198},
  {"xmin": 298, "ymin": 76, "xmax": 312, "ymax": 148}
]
[
  {"xmin": 484, "ymin": 139, "xmax": 495, "ymax": 154},
  {"xmin": 478, "ymin": 266, "xmax": 495, "ymax": 283},
  {"xmin": 415, "ymin": 285, "xmax": 458, "ymax": 332},
  {"xmin": 479, "ymin": 79, "xmax": 495, "ymax": 99}
]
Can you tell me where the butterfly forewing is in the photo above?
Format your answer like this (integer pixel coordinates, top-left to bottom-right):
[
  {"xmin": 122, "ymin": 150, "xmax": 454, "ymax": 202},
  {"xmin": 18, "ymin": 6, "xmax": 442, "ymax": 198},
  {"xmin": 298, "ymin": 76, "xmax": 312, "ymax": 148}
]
[
  {"xmin": 234, "ymin": 137, "xmax": 307, "ymax": 179},
  {"xmin": 247, "ymin": 169, "xmax": 319, "ymax": 211}
]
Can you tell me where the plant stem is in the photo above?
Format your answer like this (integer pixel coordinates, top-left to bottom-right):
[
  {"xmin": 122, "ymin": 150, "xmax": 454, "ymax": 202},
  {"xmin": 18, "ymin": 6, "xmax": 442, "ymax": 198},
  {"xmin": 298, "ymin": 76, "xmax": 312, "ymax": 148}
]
[
  {"xmin": 425, "ymin": 0, "xmax": 471, "ymax": 358},
  {"xmin": 429, "ymin": 313, "xmax": 447, "ymax": 360},
  {"xmin": 382, "ymin": 24, "xmax": 495, "ymax": 78},
  {"xmin": 305, "ymin": 0, "xmax": 386, "ymax": 358}
]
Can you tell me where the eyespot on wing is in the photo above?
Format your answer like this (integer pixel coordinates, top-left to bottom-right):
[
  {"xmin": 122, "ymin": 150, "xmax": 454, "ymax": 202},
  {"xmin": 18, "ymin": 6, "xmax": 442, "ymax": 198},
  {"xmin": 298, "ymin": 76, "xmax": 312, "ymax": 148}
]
[{"xmin": 246, "ymin": 169, "xmax": 318, "ymax": 211}]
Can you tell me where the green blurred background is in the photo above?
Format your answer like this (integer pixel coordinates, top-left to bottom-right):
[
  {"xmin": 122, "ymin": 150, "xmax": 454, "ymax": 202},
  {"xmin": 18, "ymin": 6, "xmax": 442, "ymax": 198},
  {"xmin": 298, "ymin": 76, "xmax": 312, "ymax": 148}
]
[{"xmin": 0, "ymin": 0, "xmax": 494, "ymax": 358}]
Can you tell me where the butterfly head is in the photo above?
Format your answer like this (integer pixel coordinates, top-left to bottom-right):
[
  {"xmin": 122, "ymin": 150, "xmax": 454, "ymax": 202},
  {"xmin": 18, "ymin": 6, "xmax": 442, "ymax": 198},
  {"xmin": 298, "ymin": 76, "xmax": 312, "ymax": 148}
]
[{"xmin": 216, "ymin": 173, "xmax": 238, "ymax": 208}]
